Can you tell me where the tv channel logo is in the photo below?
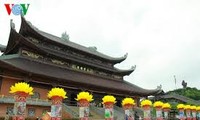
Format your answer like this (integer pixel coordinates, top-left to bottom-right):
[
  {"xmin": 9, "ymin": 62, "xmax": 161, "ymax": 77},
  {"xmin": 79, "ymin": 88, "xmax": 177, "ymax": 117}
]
[{"xmin": 4, "ymin": 4, "xmax": 30, "ymax": 16}]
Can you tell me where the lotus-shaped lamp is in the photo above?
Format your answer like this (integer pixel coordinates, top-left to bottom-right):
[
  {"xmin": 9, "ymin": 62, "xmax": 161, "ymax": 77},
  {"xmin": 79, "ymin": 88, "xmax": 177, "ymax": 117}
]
[
  {"xmin": 196, "ymin": 106, "xmax": 200, "ymax": 111},
  {"xmin": 141, "ymin": 99, "xmax": 152, "ymax": 107},
  {"xmin": 10, "ymin": 82, "xmax": 33, "ymax": 96},
  {"xmin": 75, "ymin": 91, "xmax": 93, "ymax": 102},
  {"xmin": 177, "ymin": 104, "xmax": 185, "ymax": 110},
  {"xmin": 122, "ymin": 97, "xmax": 135, "ymax": 106},
  {"xmin": 184, "ymin": 105, "xmax": 191, "ymax": 110},
  {"xmin": 102, "ymin": 95, "xmax": 116, "ymax": 104},
  {"xmin": 162, "ymin": 103, "xmax": 171, "ymax": 109},
  {"xmin": 153, "ymin": 101, "xmax": 163, "ymax": 108},
  {"xmin": 191, "ymin": 105, "xmax": 196, "ymax": 111},
  {"xmin": 47, "ymin": 87, "xmax": 67, "ymax": 99}
]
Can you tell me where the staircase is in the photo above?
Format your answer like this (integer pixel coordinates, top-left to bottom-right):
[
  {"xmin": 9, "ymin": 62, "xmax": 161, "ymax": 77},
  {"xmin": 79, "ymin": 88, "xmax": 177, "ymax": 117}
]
[
  {"xmin": 62, "ymin": 105, "xmax": 130, "ymax": 120},
  {"xmin": 62, "ymin": 104, "xmax": 79, "ymax": 118},
  {"xmin": 90, "ymin": 106, "xmax": 104, "ymax": 119},
  {"xmin": 63, "ymin": 105, "xmax": 105, "ymax": 119}
]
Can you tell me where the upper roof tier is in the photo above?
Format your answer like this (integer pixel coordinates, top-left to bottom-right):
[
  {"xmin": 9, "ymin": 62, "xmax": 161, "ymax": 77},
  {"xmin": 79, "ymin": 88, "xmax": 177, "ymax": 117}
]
[
  {"xmin": 4, "ymin": 26, "xmax": 135, "ymax": 77},
  {"xmin": 0, "ymin": 17, "xmax": 163, "ymax": 96},
  {"xmin": 19, "ymin": 17, "xmax": 128, "ymax": 64}
]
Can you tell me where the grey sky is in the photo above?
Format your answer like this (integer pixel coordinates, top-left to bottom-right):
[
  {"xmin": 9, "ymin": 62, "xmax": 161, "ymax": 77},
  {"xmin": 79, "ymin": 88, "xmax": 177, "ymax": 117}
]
[{"xmin": 0, "ymin": 0, "xmax": 200, "ymax": 92}]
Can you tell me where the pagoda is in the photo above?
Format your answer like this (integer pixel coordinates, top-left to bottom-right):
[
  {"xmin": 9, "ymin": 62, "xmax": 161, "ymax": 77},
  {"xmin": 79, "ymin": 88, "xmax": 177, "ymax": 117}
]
[{"xmin": 0, "ymin": 17, "xmax": 161, "ymax": 117}]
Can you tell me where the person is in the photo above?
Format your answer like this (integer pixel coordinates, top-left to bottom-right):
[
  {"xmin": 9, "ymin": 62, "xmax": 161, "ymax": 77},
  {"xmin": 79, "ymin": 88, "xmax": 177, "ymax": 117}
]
[{"xmin": 4, "ymin": 112, "xmax": 9, "ymax": 120}]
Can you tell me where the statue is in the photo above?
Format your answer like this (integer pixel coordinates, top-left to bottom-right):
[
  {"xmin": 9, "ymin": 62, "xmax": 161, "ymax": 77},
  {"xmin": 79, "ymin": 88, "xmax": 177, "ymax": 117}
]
[
  {"xmin": 182, "ymin": 80, "xmax": 187, "ymax": 88},
  {"xmin": 10, "ymin": 19, "xmax": 15, "ymax": 29},
  {"xmin": 61, "ymin": 31, "xmax": 69, "ymax": 41}
]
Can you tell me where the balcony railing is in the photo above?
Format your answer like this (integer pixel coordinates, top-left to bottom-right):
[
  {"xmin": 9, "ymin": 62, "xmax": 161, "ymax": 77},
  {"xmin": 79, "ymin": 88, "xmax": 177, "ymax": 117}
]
[{"xmin": 0, "ymin": 95, "xmax": 51, "ymax": 106}]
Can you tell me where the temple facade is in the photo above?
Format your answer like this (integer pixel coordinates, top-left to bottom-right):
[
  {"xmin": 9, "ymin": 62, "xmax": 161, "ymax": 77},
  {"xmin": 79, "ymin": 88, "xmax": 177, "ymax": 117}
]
[{"xmin": 0, "ymin": 17, "xmax": 161, "ymax": 118}]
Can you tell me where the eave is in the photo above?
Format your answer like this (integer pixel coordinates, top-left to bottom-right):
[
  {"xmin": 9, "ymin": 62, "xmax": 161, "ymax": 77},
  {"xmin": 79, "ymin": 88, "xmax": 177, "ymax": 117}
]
[
  {"xmin": 6, "ymin": 29, "xmax": 134, "ymax": 76},
  {"xmin": 19, "ymin": 16, "xmax": 127, "ymax": 64},
  {"xmin": 0, "ymin": 55, "xmax": 161, "ymax": 97}
]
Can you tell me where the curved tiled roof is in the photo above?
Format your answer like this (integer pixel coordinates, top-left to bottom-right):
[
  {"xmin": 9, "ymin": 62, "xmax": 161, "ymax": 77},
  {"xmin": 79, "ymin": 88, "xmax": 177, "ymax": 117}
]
[
  {"xmin": 157, "ymin": 93, "xmax": 200, "ymax": 105},
  {"xmin": 6, "ymin": 28, "xmax": 134, "ymax": 76},
  {"xmin": 19, "ymin": 16, "xmax": 127, "ymax": 64},
  {"xmin": 0, "ymin": 54, "xmax": 161, "ymax": 96}
]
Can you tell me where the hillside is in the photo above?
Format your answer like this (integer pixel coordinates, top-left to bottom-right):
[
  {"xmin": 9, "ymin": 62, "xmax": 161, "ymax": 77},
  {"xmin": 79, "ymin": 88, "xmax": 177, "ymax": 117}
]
[{"xmin": 167, "ymin": 87, "xmax": 200, "ymax": 101}]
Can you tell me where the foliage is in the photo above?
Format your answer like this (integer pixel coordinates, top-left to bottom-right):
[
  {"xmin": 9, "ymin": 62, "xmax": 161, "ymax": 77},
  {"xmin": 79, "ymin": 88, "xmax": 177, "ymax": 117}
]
[{"xmin": 167, "ymin": 87, "xmax": 200, "ymax": 100}]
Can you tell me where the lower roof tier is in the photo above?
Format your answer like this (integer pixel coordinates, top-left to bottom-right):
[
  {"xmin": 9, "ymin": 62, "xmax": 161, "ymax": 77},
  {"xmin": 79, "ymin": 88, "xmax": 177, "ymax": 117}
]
[{"xmin": 0, "ymin": 54, "xmax": 162, "ymax": 97}]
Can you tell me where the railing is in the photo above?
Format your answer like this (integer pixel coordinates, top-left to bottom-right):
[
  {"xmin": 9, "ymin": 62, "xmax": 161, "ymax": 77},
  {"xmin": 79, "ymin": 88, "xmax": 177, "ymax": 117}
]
[
  {"xmin": 0, "ymin": 95, "xmax": 51, "ymax": 106},
  {"xmin": 113, "ymin": 106, "xmax": 124, "ymax": 120},
  {"xmin": 62, "ymin": 104, "xmax": 79, "ymax": 118},
  {"xmin": 90, "ymin": 106, "xmax": 104, "ymax": 117},
  {"xmin": 114, "ymin": 105, "xmax": 123, "ymax": 112},
  {"xmin": 0, "ymin": 95, "xmax": 14, "ymax": 103}
]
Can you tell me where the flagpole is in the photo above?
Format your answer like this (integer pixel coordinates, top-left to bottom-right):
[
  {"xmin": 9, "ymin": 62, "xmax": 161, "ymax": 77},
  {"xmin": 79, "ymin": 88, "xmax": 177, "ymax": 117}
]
[{"xmin": 174, "ymin": 75, "xmax": 177, "ymax": 90}]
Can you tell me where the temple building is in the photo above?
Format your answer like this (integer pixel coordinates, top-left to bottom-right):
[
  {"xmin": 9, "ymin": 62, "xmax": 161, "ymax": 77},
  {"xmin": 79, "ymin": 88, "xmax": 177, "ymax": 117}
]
[{"xmin": 0, "ymin": 17, "xmax": 162, "ymax": 118}]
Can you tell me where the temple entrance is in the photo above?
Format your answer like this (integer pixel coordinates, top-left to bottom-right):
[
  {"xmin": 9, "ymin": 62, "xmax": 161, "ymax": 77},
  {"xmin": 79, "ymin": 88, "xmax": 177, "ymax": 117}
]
[{"xmin": 70, "ymin": 93, "xmax": 77, "ymax": 106}]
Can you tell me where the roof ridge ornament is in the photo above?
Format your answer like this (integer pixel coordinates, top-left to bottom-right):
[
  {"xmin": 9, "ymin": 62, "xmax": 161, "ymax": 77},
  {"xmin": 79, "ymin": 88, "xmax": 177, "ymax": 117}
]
[
  {"xmin": 88, "ymin": 46, "xmax": 97, "ymax": 51},
  {"xmin": 10, "ymin": 19, "xmax": 15, "ymax": 30},
  {"xmin": 131, "ymin": 65, "xmax": 136, "ymax": 70},
  {"xmin": 124, "ymin": 53, "xmax": 128, "ymax": 58},
  {"xmin": 61, "ymin": 31, "xmax": 69, "ymax": 41}
]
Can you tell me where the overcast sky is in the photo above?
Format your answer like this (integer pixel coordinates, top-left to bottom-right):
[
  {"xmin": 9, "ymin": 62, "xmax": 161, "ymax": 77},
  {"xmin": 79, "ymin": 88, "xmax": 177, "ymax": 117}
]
[{"xmin": 1, "ymin": 0, "xmax": 200, "ymax": 92}]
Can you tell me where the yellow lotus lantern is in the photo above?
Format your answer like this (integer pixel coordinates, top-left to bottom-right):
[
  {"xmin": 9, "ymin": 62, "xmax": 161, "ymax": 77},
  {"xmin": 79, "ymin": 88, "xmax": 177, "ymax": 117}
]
[
  {"xmin": 102, "ymin": 95, "xmax": 116, "ymax": 105},
  {"xmin": 122, "ymin": 97, "xmax": 135, "ymax": 119},
  {"xmin": 153, "ymin": 101, "xmax": 163, "ymax": 108},
  {"xmin": 141, "ymin": 99, "xmax": 152, "ymax": 120},
  {"xmin": 162, "ymin": 103, "xmax": 171, "ymax": 119},
  {"xmin": 48, "ymin": 87, "xmax": 67, "ymax": 119},
  {"xmin": 76, "ymin": 91, "xmax": 93, "ymax": 107},
  {"xmin": 184, "ymin": 105, "xmax": 191, "ymax": 110},
  {"xmin": 10, "ymin": 82, "xmax": 33, "ymax": 96},
  {"xmin": 184, "ymin": 105, "xmax": 192, "ymax": 119},
  {"xmin": 102, "ymin": 95, "xmax": 116, "ymax": 120},
  {"xmin": 122, "ymin": 97, "xmax": 135, "ymax": 106},
  {"xmin": 47, "ymin": 87, "xmax": 67, "ymax": 99},
  {"xmin": 75, "ymin": 91, "xmax": 93, "ymax": 102},
  {"xmin": 76, "ymin": 92, "xmax": 93, "ymax": 119},
  {"xmin": 10, "ymin": 82, "xmax": 33, "ymax": 120},
  {"xmin": 141, "ymin": 99, "xmax": 152, "ymax": 107},
  {"xmin": 177, "ymin": 104, "xmax": 185, "ymax": 110},
  {"xmin": 177, "ymin": 104, "xmax": 185, "ymax": 119},
  {"xmin": 191, "ymin": 106, "xmax": 197, "ymax": 111},
  {"xmin": 191, "ymin": 105, "xmax": 197, "ymax": 119},
  {"xmin": 162, "ymin": 103, "xmax": 171, "ymax": 109},
  {"xmin": 196, "ymin": 106, "xmax": 200, "ymax": 119},
  {"xmin": 196, "ymin": 106, "xmax": 200, "ymax": 111},
  {"xmin": 153, "ymin": 101, "xmax": 164, "ymax": 119}
]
